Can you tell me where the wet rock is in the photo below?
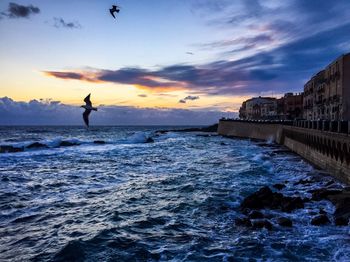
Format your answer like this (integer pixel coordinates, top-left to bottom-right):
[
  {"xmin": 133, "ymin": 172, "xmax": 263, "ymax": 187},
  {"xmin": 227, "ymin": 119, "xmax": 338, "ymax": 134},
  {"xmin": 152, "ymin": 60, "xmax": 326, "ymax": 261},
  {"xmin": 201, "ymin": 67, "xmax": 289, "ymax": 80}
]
[
  {"xmin": 252, "ymin": 219, "xmax": 273, "ymax": 230},
  {"xmin": 240, "ymin": 186, "xmax": 305, "ymax": 212},
  {"xmin": 311, "ymin": 214, "xmax": 330, "ymax": 225},
  {"xmin": 273, "ymin": 183, "xmax": 286, "ymax": 190},
  {"xmin": 248, "ymin": 210, "xmax": 264, "ymax": 219},
  {"xmin": 196, "ymin": 134, "xmax": 210, "ymax": 137},
  {"xmin": 277, "ymin": 217, "xmax": 293, "ymax": 227},
  {"xmin": 319, "ymin": 209, "xmax": 327, "ymax": 215},
  {"xmin": 0, "ymin": 145, "xmax": 24, "ymax": 153},
  {"xmin": 310, "ymin": 188, "xmax": 343, "ymax": 201},
  {"xmin": 93, "ymin": 140, "xmax": 105, "ymax": 144},
  {"xmin": 59, "ymin": 141, "xmax": 79, "ymax": 147},
  {"xmin": 220, "ymin": 142, "xmax": 227, "ymax": 146},
  {"xmin": 53, "ymin": 240, "xmax": 85, "ymax": 262},
  {"xmin": 328, "ymin": 191, "xmax": 350, "ymax": 226},
  {"xmin": 294, "ymin": 179, "xmax": 313, "ymax": 186},
  {"xmin": 235, "ymin": 217, "xmax": 252, "ymax": 227},
  {"xmin": 26, "ymin": 142, "xmax": 47, "ymax": 149},
  {"xmin": 145, "ymin": 137, "xmax": 154, "ymax": 143}
]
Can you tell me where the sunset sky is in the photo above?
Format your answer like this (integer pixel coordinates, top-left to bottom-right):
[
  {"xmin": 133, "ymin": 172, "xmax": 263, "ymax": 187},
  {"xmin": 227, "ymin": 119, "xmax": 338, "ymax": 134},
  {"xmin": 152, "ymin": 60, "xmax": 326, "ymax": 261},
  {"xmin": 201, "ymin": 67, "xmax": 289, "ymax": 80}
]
[{"xmin": 1, "ymin": 0, "xmax": 350, "ymax": 124}]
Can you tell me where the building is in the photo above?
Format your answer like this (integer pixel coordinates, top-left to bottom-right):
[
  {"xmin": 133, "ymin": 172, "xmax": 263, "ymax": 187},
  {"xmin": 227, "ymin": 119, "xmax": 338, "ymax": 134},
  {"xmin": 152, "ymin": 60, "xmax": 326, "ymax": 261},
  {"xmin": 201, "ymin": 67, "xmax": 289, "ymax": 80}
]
[
  {"xmin": 283, "ymin": 93, "xmax": 303, "ymax": 120},
  {"xmin": 303, "ymin": 53, "xmax": 350, "ymax": 121},
  {"xmin": 239, "ymin": 96, "xmax": 277, "ymax": 120},
  {"xmin": 239, "ymin": 93, "xmax": 303, "ymax": 120}
]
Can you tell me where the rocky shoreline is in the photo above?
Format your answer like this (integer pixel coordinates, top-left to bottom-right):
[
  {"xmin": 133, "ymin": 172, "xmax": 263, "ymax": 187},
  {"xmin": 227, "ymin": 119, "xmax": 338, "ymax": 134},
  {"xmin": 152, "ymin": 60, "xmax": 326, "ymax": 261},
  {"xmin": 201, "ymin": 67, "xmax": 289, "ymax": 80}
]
[{"xmin": 236, "ymin": 178, "xmax": 350, "ymax": 230}]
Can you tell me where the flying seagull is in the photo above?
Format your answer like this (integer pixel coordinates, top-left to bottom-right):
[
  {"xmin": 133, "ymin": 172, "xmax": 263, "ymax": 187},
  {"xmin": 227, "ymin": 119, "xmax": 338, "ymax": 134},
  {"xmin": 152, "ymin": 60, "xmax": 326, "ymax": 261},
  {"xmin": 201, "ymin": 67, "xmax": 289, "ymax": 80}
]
[
  {"xmin": 81, "ymin": 94, "xmax": 97, "ymax": 127},
  {"xmin": 110, "ymin": 5, "xmax": 120, "ymax": 19}
]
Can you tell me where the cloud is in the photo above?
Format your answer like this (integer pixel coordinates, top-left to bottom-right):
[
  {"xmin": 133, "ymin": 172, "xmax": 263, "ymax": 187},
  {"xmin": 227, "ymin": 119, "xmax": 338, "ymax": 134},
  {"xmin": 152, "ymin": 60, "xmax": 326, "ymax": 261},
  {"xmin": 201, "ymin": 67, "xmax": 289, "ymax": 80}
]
[
  {"xmin": 43, "ymin": 1, "xmax": 350, "ymax": 97},
  {"xmin": 0, "ymin": 97, "xmax": 234, "ymax": 125},
  {"xmin": 53, "ymin": 17, "xmax": 81, "ymax": 29},
  {"xmin": 2, "ymin": 2, "xmax": 40, "ymax": 19},
  {"xmin": 179, "ymin": 95, "xmax": 200, "ymax": 103}
]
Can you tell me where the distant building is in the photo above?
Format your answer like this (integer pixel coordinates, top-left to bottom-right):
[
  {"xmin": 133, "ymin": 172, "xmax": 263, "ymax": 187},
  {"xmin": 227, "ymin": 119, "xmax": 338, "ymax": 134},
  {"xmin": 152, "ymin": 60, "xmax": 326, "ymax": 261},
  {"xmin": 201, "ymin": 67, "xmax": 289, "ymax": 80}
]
[
  {"xmin": 239, "ymin": 93, "xmax": 302, "ymax": 120},
  {"xmin": 239, "ymin": 96, "xmax": 277, "ymax": 120},
  {"xmin": 303, "ymin": 53, "xmax": 350, "ymax": 121}
]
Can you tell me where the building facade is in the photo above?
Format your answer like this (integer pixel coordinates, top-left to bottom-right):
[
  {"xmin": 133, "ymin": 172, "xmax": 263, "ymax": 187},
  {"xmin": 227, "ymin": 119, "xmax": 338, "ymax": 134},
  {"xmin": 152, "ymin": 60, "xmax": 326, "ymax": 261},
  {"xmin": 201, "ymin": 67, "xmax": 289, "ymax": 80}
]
[{"xmin": 303, "ymin": 53, "xmax": 350, "ymax": 121}]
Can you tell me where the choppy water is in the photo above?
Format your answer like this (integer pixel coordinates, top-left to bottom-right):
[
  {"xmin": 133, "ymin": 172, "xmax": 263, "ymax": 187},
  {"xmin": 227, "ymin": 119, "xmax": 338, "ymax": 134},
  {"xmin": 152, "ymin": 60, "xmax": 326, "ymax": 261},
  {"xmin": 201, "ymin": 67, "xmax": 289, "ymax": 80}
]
[{"xmin": 0, "ymin": 126, "xmax": 349, "ymax": 262}]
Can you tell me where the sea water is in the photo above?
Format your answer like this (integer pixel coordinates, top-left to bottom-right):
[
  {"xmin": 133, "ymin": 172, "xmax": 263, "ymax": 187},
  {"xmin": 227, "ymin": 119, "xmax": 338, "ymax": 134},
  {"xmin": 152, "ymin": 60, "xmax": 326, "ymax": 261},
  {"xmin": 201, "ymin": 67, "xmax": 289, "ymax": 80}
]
[{"xmin": 0, "ymin": 126, "xmax": 349, "ymax": 261}]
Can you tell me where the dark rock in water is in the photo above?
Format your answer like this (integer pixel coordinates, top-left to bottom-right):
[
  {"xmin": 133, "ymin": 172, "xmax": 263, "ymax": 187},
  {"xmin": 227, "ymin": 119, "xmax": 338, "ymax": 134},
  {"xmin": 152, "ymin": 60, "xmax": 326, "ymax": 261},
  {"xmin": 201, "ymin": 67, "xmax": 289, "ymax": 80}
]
[
  {"xmin": 196, "ymin": 134, "xmax": 210, "ymax": 137},
  {"xmin": 235, "ymin": 217, "xmax": 252, "ymax": 227},
  {"xmin": 252, "ymin": 219, "xmax": 273, "ymax": 230},
  {"xmin": 59, "ymin": 141, "xmax": 79, "ymax": 147},
  {"xmin": 328, "ymin": 190, "xmax": 350, "ymax": 226},
  {"xmin": 248, "ymin": 210, "xmax": 264, "ymax": 219},
  {"xmin": 26, "ymin": 142, "xmax": 47, "ymax": 149},
  {"xmin": 220, "ymin": 142, "xmax": 227, "ymax": 146},
  {"xmin": 311, "ymin": 214, "xmax": 330, "ymax": 225},
  {"xmin": 0, "ymin": 145, "xmax": 24, "ymax": 153},
  {"xmin": 319, "ymin": 209, "xmax": 327, "ymax": 215},
  {"xmin": 240, "ymin": 186, "xmax": 305, "ymax": 212},
  {"xmin": 310, "ymin": 188, "xmax": 343, "ymax": 201},
  {"xmin": 53, "ymin": 240, "xmax": 85, "ymax": 262},
  {"xmin": 294, "ymin": 179, "xmax": 313, "ymax": 186},
  {"xmin": 277, "ymin": 217, "xmax": 293, "ymax": 227},
  {"xmin": 335, "ymin": 217, "xmax": 348, "ymax": 226},
  {"xmin": 145, "ymin": 137, "xmax": 154, "ymax": 143},
  {"xmin": 273, "ymin": 183, "xmax": 286, "ymax": 190},
  {"xmin": 93, "ymin": 140, "xmax": 105, "ymax": 144}
]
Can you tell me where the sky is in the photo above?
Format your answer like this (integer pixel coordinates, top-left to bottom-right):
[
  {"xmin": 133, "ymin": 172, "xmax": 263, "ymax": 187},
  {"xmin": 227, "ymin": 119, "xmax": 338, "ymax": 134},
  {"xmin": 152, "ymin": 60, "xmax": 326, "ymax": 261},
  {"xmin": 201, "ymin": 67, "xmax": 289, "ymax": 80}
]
[{"xmin": 0, "ymin": 0, "xmax": 350, "ymax": 125}]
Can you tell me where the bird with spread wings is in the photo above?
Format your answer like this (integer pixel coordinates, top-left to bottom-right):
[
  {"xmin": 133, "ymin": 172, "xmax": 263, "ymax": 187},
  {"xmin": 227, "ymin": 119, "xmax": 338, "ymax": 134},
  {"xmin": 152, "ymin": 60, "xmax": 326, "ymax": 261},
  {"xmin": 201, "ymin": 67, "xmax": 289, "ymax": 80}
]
[{"xmin": 81, "ymin": 94, "xmax": 98, "ymax": 128}]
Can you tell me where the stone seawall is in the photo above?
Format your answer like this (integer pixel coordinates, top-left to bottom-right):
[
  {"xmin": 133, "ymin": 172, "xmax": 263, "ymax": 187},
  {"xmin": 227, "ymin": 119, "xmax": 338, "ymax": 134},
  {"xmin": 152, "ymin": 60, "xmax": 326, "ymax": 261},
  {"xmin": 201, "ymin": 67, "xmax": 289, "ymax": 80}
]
[{"xmin": 218, "ymin": 120, "xmax": 350, "ymax": 184}]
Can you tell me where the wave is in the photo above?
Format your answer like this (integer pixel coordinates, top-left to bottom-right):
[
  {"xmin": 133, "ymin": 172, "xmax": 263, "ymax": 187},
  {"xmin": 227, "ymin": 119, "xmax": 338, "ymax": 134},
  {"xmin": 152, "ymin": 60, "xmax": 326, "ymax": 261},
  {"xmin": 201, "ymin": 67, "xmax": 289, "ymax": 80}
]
[{"xmin": 0, "ymin": 132, "xmax": 159, "ymax": 154}]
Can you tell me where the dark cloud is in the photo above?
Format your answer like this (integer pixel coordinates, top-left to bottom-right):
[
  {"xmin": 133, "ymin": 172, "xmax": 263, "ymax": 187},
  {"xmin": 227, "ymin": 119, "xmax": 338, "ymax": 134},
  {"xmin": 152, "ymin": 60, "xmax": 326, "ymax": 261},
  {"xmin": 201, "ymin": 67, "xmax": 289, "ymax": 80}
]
[
  {"xmin": 53, "ymin": 17, "xmax": 81, "ymax": 29},
  {"xmin": 178, "ymin": 95, "xmax": 200, "ymax": 104},
  {"xmin": 2, "ymin": 2, "xmax": 40, "ymax": 19},
  {"xmin": 138, "ymin": 94, "xmax": 148, "ymax": 98},
  {"xmin": 0, "ymin": 97, "xmax": 233, "ymax": 125}
]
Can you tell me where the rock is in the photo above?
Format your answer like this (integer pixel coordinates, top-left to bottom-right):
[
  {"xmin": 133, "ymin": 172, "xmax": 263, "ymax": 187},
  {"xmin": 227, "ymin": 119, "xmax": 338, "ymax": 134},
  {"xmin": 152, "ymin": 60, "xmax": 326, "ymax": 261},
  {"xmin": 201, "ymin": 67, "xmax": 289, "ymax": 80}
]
[
  {"xmin": 294, "ymin": 179, "xmax": 313, "ymax": 186},
  {"xmin": 196, "ymin": 134, "xmax": 210, "ymax": 137},
  {"xmin": 53, "ymin": 240, "xmax": 85, "ymax": 262},
  {"xmin": 273, "ymin": 183, "xmax": 286, "ymax": 190},
  {"xmin": 93, "ymin": 140, "xmax": 105, "ymax": 144},
  {"xmin": 240, "ymin": 186, "xmax": 305, "ymax": 213},
  {"xmin": 311, "ymin": 189, "xmax": 343, "ymax": 201},
  {"xmin": 319, "ymin": 209, "xmax": 327, "ymax": 215},
  {"xmin": 26, "ymin": 142, "xmax": 47, "ymax": 149},
  {"xmin": 145, "ymin": 137, "xmax": 154, "ymax": 143},
  {"xmin": 235, "ymin": 217, "xmax": 252, "ymax": 227},
  {"xmin": 311, "ymin": 214, "xmax": 330, "ymax": 225},
  {"xmin": 328, "ymin": 192, "xmax": 350, "ymax": 226},
  {"xmin": 59, "ymin": 141, "xmax": 79, "ymax": 147},
  {"xmin": 277, "ymin": 217, "xmax": 293, "ymax": 227},
  {"xmin": 252, "ymin": 220, "xmax": 273, "ymax": 230},
  {"xmin": 248, "ymin": 210, "xmax": 264, "ymax": 219},
  {"xmin": 220, "ymin": 142, "xmax": 227, "ymax": 146},
  {"xmin": 0, "ymin": 145, "xmax": 24, "ymax": 153}
]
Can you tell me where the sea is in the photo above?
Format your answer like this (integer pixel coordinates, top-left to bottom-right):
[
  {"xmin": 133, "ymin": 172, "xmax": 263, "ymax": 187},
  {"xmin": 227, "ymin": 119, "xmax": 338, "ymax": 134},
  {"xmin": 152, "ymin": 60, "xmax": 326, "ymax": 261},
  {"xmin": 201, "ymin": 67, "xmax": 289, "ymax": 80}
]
[{"xmin": 0, "ymin": 126, "xmax": 349, "ymax": 262}]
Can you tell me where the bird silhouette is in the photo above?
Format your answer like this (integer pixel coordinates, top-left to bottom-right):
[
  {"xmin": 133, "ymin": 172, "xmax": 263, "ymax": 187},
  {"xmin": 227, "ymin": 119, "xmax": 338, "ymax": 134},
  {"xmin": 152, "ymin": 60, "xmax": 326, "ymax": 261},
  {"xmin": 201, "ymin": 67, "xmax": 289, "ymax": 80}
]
[
  {"xmin": 81, "ymin": 94, "xmax": 97, "ymax": 128},
  {"xmin": 110, "ymin": 5, "xmax": 120, "ymax": 19}
]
